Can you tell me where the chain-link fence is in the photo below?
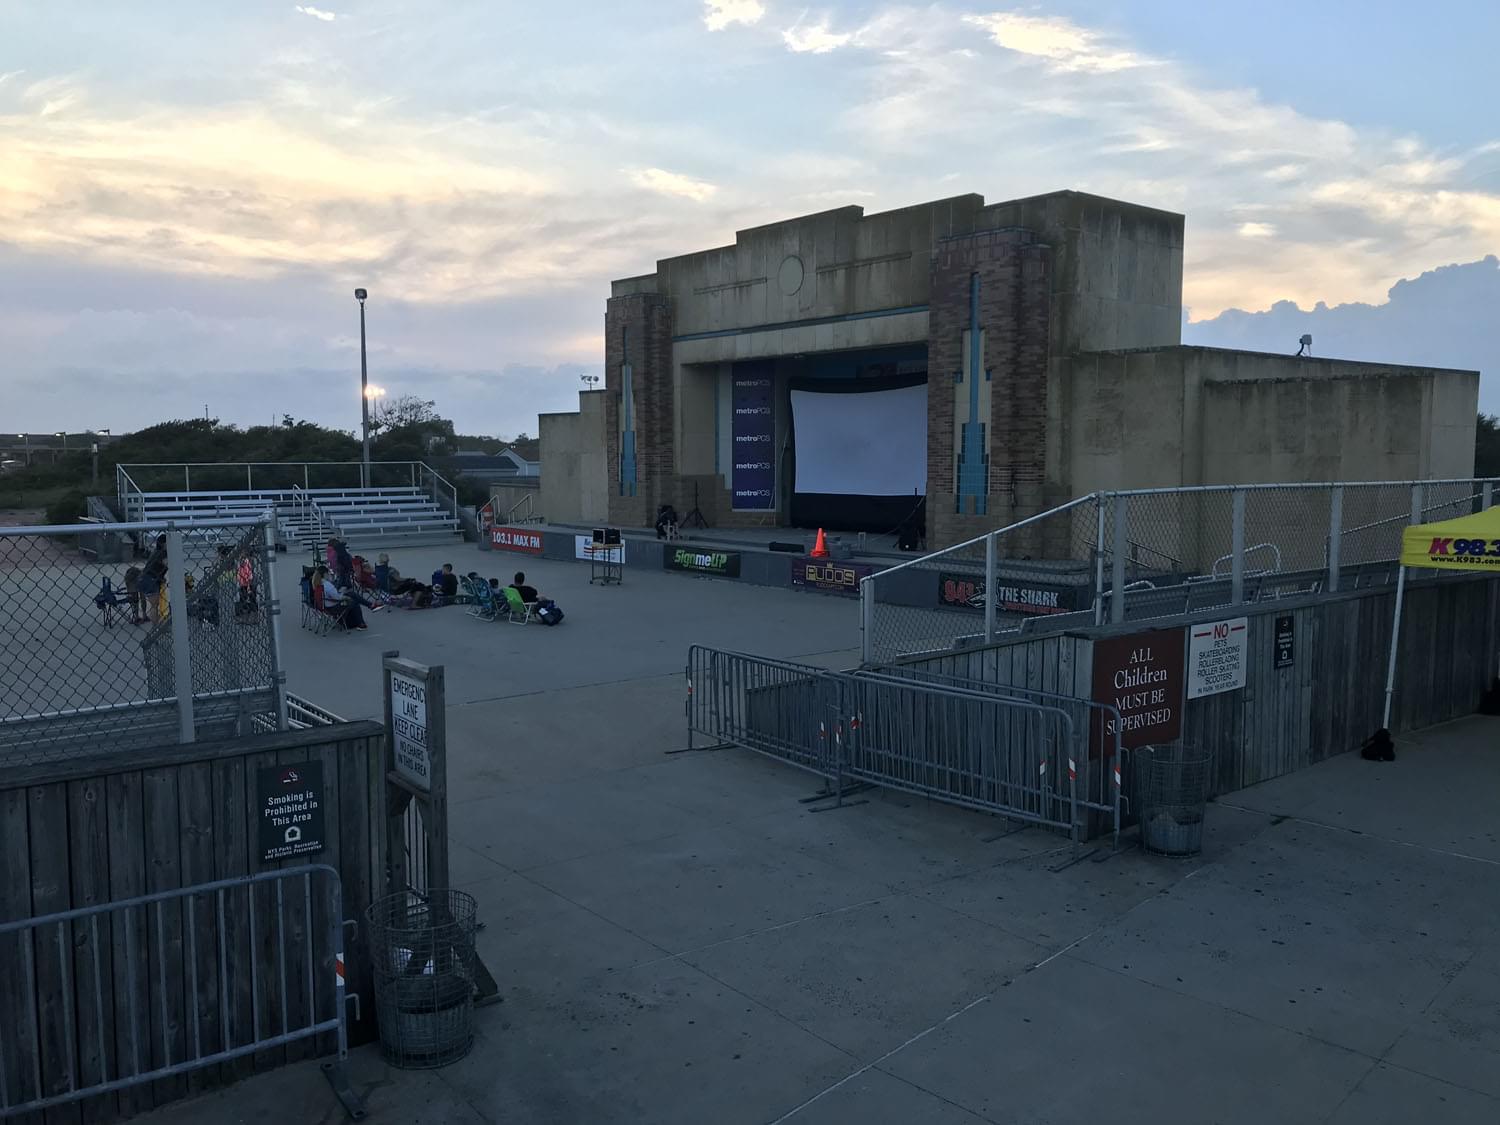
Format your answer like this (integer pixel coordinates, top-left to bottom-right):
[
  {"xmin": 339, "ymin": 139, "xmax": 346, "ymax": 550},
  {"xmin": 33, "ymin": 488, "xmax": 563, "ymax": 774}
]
[
  {"xmin": 862, "ymin": 478, "xmax": 1500, "ymax": 664},
  {"xmin": 0, "ymin": 518, "xmax": 286, "ymax": 763}
]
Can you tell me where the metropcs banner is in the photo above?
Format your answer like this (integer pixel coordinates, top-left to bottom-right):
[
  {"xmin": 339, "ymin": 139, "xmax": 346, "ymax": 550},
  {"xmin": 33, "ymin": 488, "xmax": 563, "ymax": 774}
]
[
  {"xmin": 1400, "ymin": 505, "xmax": 1500, "ymax": 571},
  {"xmin": 731, "ymin": 361, "xmax": 775, "ymax": 510}
]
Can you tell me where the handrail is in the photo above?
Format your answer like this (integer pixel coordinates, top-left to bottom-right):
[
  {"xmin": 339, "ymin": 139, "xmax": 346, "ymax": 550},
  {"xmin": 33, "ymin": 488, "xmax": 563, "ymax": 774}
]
[
  {"xmin": 1210, "ymin": 542, "xmax": 1282, "ymax": 579},
  {"xmin": 865, "ymin": 494, "xmax": 1098, "ymax": 581},
  {"xmin": 507, "ymin": 493, "xmax": 536, "ymax": 522}
]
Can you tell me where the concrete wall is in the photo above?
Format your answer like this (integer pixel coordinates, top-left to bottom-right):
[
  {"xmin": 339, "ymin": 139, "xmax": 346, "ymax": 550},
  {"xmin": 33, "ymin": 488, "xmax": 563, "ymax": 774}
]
[
  {"xmin": 539, "ymin": 390, "xmax": 607, "ymax": 525},
  {"xmin": 1067, "ymin": 346, "xmax": 1481, "ymax": 494}
]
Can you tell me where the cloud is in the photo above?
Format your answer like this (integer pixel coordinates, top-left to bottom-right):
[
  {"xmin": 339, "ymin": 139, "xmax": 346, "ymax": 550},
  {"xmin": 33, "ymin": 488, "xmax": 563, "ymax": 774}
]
[
  {"xmin": 782, "ymin": 6, "xmax": 1500, "ymax": 318},
  {"xmin": 964, "ymin": 12, "xmax": 1145, "ymax": 72},
  {"xmin": 1187, "ymin": 256, "xmax": 1499, "ymax": 414},
  {"xmin": 294, "ymin": 5, "xmax": 337, "ymax": 21},
  {"xmin": 702, "ymin": 0, "xmax": 764, "ymax": 31},
  {"xmin": 628, "ymin": 166, "xmax": 718, "ymax": 202},
  {"xmin": 782, "ymin": 16, "xmax": 853, "ymax": 54},
  {"xmin": 20, "ymin": 74, "xmax": 84, "ymax": 117}
]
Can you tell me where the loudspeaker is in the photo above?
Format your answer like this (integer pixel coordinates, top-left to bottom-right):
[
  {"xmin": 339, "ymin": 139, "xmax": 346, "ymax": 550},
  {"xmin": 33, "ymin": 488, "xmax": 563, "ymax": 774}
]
[
  {"xmin": 769, "ymin": 541, "xmax": 804, "ymax": 554},
  {"xmin": 592, "ymin": 527, "xmax": 621, "ymax": 545}
]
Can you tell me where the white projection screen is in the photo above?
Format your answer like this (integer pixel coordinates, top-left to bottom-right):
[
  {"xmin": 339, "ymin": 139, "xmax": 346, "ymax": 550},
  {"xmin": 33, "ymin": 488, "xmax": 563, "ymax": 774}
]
[{"xmin": 790, "ymin": 376, "xmax": 928, "ymax": 531}]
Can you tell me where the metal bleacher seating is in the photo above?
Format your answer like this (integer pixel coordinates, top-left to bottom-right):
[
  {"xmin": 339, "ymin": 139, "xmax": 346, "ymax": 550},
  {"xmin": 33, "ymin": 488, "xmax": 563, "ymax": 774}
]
[{"xmin": 132, "ymin": 486, "xmax": 463, "ymax": 550}]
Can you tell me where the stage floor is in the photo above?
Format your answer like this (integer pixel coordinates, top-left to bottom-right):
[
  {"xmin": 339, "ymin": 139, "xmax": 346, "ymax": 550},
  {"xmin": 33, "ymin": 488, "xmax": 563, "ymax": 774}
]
[{"xmin": 548, "ymin": 521, "xmax": 919, "ymax": 566}]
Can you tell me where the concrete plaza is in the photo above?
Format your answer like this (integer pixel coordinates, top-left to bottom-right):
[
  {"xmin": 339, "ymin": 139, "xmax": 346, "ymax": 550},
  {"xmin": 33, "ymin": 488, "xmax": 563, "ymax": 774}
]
[{"xmin": 137, "ymin": 545, "xmax": 1500, "ymax": 1124}]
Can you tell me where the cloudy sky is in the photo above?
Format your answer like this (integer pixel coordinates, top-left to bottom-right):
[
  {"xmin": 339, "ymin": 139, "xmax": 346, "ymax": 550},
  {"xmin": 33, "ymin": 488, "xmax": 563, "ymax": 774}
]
[{"xmin": 4, "ymin": 0, "xmax": 1498, "ymax": 439}]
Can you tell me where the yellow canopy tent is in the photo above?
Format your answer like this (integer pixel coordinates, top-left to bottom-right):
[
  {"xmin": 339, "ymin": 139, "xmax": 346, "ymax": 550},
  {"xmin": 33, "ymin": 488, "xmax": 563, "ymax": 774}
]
[{"xmin": 1383, "ymin": 504, "xmax": 1500, "ymax": 727}]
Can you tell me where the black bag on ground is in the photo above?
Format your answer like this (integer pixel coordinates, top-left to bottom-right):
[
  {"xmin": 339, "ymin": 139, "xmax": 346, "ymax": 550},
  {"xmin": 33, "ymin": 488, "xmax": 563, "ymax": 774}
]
[{"xmin": 535, "ymin": 601, "xmax": 564, "ymax": 626}]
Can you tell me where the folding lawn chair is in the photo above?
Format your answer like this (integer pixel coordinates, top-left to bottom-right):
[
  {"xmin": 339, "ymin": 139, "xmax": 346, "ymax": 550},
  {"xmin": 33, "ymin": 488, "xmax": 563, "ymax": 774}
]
[{"xmin": 501, "ymin": 585, "xmax": 536, "ymax": 624}]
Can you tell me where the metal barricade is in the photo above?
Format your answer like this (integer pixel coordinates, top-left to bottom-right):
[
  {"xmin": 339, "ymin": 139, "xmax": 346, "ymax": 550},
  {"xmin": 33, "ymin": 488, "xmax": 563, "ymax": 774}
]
[
  {"xmin": 684, "ymin": 647, "xmax": 1117, "ymax": 846},
  {"xmin": 0, "ymin": 865, "xmax": 361, "ymax": 1119},
  {"xmin": 853, "ymin": 666, "xmax": 1126, "ymax": 848},
  {"xmin": 685, "ymin": 646, "xmax": 846, "ymax": 785}
]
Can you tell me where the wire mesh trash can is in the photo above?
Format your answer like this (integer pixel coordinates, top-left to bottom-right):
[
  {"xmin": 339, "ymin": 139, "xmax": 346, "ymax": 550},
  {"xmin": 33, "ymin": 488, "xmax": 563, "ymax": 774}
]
[
  {"xmin": 1136, "ymin": 744, "xmax": 1215, "ymax": 856},
  {"xmin": 366, "ymin": 889, "xmax": 480, "ymax": 1068}
]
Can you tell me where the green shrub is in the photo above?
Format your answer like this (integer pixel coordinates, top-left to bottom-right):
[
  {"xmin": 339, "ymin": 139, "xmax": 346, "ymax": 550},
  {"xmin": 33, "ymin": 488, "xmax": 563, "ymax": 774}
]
[{"xmin": 46, "ymin": 490, "xmax": 89, "ymax": 527}]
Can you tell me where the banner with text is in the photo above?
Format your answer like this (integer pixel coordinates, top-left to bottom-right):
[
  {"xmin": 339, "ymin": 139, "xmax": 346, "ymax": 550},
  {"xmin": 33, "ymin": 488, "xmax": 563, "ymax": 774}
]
[
  {"xmin": 575, "ymin": 535, "xmax": 626, "ymax": 564},
  {"xmin": 490, "ymin": 526, "xmax": 544, "ymax": 554},
  {"xmin": 937, "ymin": 572, "xmax": 1079, "ymax": 616},
  {"xmin": 791, "ymin": 558, "xmax": 873, "ymax": 597},
  {"xmin": 731, "ymin": 361, "xmax": 776, "ymax": 510},
  {"xmin": 665, "ymin": 547, "xmax": 742, "ymax": 578}
]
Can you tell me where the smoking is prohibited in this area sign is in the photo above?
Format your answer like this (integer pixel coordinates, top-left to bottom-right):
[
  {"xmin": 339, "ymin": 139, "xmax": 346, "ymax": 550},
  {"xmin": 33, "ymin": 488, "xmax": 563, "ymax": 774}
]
[{"xmin": 1188, "ymin": 616, "xmax": 1249, "ymax": 700}]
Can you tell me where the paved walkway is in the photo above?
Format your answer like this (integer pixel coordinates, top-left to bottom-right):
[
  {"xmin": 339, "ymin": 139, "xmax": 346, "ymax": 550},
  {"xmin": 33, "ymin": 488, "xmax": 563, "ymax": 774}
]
[{"xmin": 138, "ymin": 547, "xmax": 1499, "ymax": 1124}]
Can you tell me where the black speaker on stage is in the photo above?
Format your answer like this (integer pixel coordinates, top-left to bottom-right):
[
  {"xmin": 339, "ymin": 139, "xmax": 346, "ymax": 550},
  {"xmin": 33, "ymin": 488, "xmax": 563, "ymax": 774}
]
[
  {"xmin": 592, "ymin": 528, "xmax": 621, "ymax": 546},
  {"xmin": 769, "ymin": 541, "xmax": 804, "ymax": 554}
]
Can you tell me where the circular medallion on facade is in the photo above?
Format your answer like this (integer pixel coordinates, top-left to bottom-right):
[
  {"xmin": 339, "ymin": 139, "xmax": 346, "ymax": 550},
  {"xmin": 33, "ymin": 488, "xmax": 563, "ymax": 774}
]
[{"xmin": 777, "ymin": 255, "xmax": 805, "ymax": 296}]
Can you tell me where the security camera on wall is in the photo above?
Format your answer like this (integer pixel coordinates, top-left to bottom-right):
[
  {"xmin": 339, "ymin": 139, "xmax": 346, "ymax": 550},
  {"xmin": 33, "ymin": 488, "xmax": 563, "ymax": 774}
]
[{"xmin": 1296, "ymin": 333, "xmax": 1312, "ymax": 357}]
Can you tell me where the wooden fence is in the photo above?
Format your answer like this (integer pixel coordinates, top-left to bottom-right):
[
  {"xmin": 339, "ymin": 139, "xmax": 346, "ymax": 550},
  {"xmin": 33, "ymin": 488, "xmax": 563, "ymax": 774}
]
[
  {"xmin": 0, "ymin": 721, "xmax": 387, "ymax": 1122},
  {"xmin": 890, "ymin": 575, "xmax": 1500, "ymax": 798}
]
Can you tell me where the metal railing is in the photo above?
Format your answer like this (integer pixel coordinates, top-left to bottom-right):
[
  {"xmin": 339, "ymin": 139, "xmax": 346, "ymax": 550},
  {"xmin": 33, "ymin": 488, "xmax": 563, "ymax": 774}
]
[
  {"xmin": 0, "ymin": 865, "xmax": 360, "ymax": 1119},
  {"xmin": 0, "ymin": 517, "xmax": 286, "ymax": 762},
  {"xmin": 685, "ymin": 646, "xmax": 1121, "ymax": 846},
  {"xmin": 860, "ymin": 477, "xmax": 1500, "ymax": 664},
  {"xmin": 506, "ymin": 493, "xmax": 537, "ymax": 523}
]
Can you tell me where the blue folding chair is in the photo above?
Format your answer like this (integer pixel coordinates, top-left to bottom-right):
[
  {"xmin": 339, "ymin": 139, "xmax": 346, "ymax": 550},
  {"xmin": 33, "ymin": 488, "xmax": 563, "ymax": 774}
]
[{"xmin": 93, "ymin": 577, "xmax": 130, "ymax": 627}]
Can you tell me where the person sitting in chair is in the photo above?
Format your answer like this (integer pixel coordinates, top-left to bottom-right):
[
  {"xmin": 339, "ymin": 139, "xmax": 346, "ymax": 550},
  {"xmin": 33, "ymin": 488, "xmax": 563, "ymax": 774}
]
[
  {"xmin": 432, "ymin": 563, "xmax": 459, "ymax": 600},
  {"xmin": 655, "ymin": 504, "xmax": 679, "ymax": 540},
  {"xmin": 509, "ymin": 571, "xmax": 543, "ymax": 605},
  {"xmin": 315, "ymin": 566, "xmax": 367, "ymax": 630}
]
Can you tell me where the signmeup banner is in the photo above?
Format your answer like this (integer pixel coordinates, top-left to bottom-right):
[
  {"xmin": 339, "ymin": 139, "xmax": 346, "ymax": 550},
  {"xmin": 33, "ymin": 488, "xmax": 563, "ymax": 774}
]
[
  {"xmin": 731, "ymin": 361, "xmax": 775, "ymax": 511},
  {"xmin": 665, "ymin": 547, "xmax": 741, "ymax": 578}
]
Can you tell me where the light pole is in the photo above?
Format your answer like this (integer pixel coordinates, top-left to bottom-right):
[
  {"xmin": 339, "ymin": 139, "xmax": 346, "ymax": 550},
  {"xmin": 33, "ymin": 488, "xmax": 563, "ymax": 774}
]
[{"xmin": 355, "ymin": 287, "xmax": 370, "ymax": 488}]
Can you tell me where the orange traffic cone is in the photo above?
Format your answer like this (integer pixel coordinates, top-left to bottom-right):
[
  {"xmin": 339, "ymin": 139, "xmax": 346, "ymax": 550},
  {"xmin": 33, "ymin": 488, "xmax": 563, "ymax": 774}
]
[{"xmin": 810, "ymin": 528, "xmax": 830, "ymax": 558}]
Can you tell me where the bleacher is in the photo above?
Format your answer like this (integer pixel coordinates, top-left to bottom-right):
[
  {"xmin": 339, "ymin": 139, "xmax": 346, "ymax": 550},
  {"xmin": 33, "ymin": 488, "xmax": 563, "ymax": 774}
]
[{"xmin": 129, "ymin": 486, "xmax": 463, "ymax": 550}]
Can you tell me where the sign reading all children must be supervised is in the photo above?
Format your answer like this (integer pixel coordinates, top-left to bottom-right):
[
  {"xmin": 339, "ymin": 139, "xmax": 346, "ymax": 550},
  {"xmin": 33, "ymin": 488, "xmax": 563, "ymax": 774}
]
[
  {"xmin": 390, "ymin": 671, "xmax": 431, "ymax": 791},
  {"xmin": 1187, "ymin": 616, "xmax": 1249, "ymax": 700}
]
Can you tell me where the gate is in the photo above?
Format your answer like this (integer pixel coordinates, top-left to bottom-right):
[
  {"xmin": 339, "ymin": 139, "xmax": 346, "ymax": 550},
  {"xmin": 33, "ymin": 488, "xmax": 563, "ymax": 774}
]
[
  {"xmin": 684, "ymin": 646, "xmax": 1125, "ymax": 846},
  {"xmin": 0, "ymin": 865, "xmax": 361, "ymax": 1119}
]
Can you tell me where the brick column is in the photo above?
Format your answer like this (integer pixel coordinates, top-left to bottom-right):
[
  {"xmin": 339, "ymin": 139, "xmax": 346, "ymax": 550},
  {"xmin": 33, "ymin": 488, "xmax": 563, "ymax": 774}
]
[
  {"xmin": 927, "ymin": 230, "xmax": 1052, "ymax": 549},
  {"xmin": 604, "ymin": 292, "xmax": 673, "ymax": 529}
]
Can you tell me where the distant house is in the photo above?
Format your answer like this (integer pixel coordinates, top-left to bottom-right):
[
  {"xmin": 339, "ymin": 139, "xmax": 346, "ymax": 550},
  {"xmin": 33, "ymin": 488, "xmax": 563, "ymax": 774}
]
[{"xmin": 447, "ymin": 445, "xmax": 540, "ymax": 483}]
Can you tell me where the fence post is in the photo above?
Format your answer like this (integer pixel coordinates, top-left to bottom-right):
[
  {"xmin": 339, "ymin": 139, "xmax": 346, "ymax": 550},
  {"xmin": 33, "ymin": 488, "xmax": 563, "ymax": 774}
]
[
  {"xmin": 1484, "ymin": 482, "xmax": 1494, "ymax": 511},
  {"xmin": 1110, "ymin": 493, "xmax": 1127, "ymax": 624},
  {"xmin": 184, "ymin": 465, "xmax": 191, "ymax": 492},
  {"xmin": 1327, "ymin": 486, "xmax": 1343, "ymax": 592},
  {"xmin": 166, "ymin": 528, "xmax": 196, "ymax": 742},
  {"xmin": 860, "ymin": 577, "xmax": 874, "ymax": 665},
  {"xmin": 1093, "ymin": 496, "xmax": 1106, "ymax": 626},
  {"xmin": 303, "ymin": 464, "xmax": 309, "ymax": 491},
  {"xmin": 264, "ymin": 521, "xmax": 290, "ymax": 731},
  {"xmin": 984, "ymin": 530, "xmax": 997, "ymax": 642},
  {"xmin": 1410, "ymin": 483, "xmax": 1424, "ymax": 525},
  {"xmin": 1230, "ymin": 489, "xmax": 1246, "ymax": 605},
  {"xmin": 246, "ymin": 464, "xmax": 253, "ymax": 491}
]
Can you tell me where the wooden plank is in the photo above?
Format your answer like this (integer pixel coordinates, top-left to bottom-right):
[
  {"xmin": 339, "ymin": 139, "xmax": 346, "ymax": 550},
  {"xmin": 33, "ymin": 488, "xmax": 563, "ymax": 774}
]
[
  {"xmin": 103, "ymin": 773, "xmax": 151, "ymax": 1118},
  {"xmin": 209, "ymin": 756, "xmax": 253, "ymax": 1086},
  {"xmin": 140, "ymin": 769, "xmax": 186, "ymax": 1108},
  {"xmin": 174, "ymin": 762, "xmax": 219, "ymax": 1098},
  {"xmin": 242, "ymin": 746, "xmax": 287, "ymax": 1076},
  {"xmin": 4, "ymin": 724, "xmax": 385, "ymax": 791},
  {"xmin": 0, "ymin": 785, "xmax": 44, "ymax": 1125},
  {"xmin": 29, "ymin": 783, "xmax": 83, "ymax": 1125},
  {"xmin": 308, "ymin": 738, "xmax": 345, "ymax": 1058},
  {"xmin": 66, "ymin": 777, "xmax": 119, "ymax": 1125},
  {"xmin": 276, "ymin": 745, "xmax": 315, "ymax": 1065}
]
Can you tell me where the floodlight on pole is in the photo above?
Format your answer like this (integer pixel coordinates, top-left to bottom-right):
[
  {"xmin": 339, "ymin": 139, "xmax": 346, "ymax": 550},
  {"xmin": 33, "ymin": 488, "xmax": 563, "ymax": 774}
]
[{"xmin": 355, "ymin": 288, "xmax": 370, "ymax": 486}]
